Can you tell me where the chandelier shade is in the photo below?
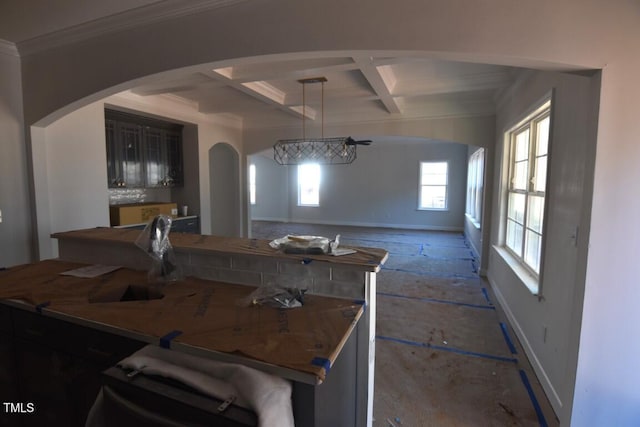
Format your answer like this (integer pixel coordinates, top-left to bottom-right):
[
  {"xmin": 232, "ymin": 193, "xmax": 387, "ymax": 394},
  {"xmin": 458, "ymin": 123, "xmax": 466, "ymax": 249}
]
[
  {"xmin": 273, "ymin": 137, "xmax": 357, "ymax": 165},
  {"xmin": 273, "ymin": 77, "xmax": 369, "ymax": 165}
]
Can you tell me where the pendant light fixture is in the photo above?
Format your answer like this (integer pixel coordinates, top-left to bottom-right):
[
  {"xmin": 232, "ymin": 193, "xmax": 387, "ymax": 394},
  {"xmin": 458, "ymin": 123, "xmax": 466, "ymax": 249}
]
[{"xmin": 273, "ymin": 77, "xmax": 371, "ymax": 165}]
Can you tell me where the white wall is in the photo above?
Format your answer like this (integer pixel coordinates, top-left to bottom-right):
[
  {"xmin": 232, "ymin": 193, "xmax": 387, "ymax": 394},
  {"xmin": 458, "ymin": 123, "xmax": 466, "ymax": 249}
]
[
  {"xmin": 488, "ymin": 70, "xmax": 596, "ymax": 421},
  {"xmin": 0, "ymin": 44, "xmax": 31, "ymax": 267},
  {"xmin": 45, "ymin": 101, "xmax": 111, "ymax": 253}
]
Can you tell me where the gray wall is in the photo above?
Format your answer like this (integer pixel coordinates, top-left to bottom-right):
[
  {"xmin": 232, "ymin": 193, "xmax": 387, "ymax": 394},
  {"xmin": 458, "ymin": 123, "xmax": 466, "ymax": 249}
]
[
  {"xmin": 170, "ymin": 123, "xmax": 201, "ymax": 218},
  {"xmin": 488, "ymin": 70, "xmax": 597, "ymax": 421},
  {"xmin": 0, "ymin": 46, "xmax": 32, "ymax": 267},
  {"xmin": 209, "ymin": 143, "xmax": 240, "ymax": 237},
  {"xmin": 251, "ymin": 140, "xmax": 468, "ymax": 231},
  {"xmin": 249, "ymin": 154, "xmax": 289, "ymax": 222}
]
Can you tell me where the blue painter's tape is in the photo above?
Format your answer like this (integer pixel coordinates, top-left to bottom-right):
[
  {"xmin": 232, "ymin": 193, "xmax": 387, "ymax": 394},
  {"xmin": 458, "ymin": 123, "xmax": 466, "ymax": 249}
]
[
  {"xmin": 377, "ymin": 292, "xmax": 494, "ymax": 310},
  {"xmin": 519, "ymin": 370, "xmax": 548, "ymax": 427},
  {"xmin": 311, "ymin": 357, "xmax": 331, "ymax": 374},
  {"xmin": 481, "ymin": 288, "xmax": 493, "ymax": 306},
  {"xmin": 35, "ymin": 301, "xmax": 50, "ymax": 314},
  {"xmin": 160, "ymin": 330, "xmax": 183, "ymax": 349},
  {"xmin": 376, "ymin": 335, "xmax": 518, "ymax": 364},
  {"xmin": 380, "ymin": 266, "xmax": 479, "ymax": 281},
  {"xmin": 500, "ymin": 323, "xmax": 518, "ymax": 355}
]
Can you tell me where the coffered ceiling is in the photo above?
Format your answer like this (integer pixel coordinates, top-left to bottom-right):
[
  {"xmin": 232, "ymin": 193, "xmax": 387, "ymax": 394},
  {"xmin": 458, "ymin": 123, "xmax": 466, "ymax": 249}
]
[
  {"xmin": 129, "ymin": 55, "xmax": 515, "ymax": 129},
  {"xmin": 0, "ymin": 0, "xmax": 518, "ymax": 130}
]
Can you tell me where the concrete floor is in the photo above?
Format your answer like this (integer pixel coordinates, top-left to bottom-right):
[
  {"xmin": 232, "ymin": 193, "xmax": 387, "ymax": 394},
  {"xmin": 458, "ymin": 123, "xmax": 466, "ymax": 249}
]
[{"xmin": 252, "ymin": 221, "xmax": 558, "ymax": 427}]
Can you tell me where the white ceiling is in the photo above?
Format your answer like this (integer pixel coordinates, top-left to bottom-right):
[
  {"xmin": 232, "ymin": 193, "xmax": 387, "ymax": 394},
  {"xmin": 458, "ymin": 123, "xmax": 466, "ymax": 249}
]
[{"xmin": 0, "ymin": 0, "xmax": 519, "ymax": 130}]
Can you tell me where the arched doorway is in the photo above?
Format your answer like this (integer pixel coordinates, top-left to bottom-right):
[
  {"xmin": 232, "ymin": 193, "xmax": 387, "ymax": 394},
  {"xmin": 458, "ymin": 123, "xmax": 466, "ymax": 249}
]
[{"xmin": 208, "ymin": 143, "xmax": 240, "ymax": 237}]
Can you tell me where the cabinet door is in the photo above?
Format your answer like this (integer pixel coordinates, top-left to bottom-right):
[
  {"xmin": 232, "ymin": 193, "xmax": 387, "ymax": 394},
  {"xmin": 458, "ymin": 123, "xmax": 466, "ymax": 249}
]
[
  {"xmin": 172, "ymin": 217, "xmax": 199, "ymax": 234},
  {"xmin": 0, "ymin": 332, "xmax": 20, "ymax": 427},
  {"xmin": 105, "ymin": 119, "xmax": 119, "ymax": 188},
  {"xmin": 14, "ymin": 339, "xmax": 76, "ymax": 426},
  {"xmin": 165, "ymin": 129, "xmax": 183, "ymax": 186},
  {"xmin": 117, "ymin": 122, "xmax": 144, "ymax": 188},
  {"xmin": 144, "ymin": 128, "xmax": 183, "ymax": 187},
  {"xmin": 144, "ymin": 127, "xmax": 165, "ymax": 187}
]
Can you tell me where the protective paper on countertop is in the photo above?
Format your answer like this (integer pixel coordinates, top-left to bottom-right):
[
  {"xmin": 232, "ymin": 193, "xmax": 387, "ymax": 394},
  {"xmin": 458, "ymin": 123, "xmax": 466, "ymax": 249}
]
[{"xmin": 0, "ymin": 259, "xmax": 364, "ymax": 382}]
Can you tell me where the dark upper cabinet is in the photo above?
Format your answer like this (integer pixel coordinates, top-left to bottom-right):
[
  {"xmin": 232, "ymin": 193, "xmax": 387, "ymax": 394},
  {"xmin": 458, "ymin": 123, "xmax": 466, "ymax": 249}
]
[
  {"xmin": 106, "ymin": 110, "xmax": 183, "ymax": 189},
  {"xmin": 144, "ymin": 127, "xmax": 183, "ymax": 187},
  {"xmin": 164, "ymin": 129, "xmax": 183, "ymax": 186}
]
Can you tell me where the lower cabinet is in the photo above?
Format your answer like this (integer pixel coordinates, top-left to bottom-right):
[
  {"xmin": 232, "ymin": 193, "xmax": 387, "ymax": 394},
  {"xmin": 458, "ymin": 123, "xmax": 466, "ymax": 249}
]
[
  {"xmin": 14, "ymin": 339, "xmax": 77, "ymax": 426},
  {"xmin": 117, "ymin": 216, "xmax": 200, "ymax": 234},
  {"xmin": 0, "ymin": 331, "xmax": 21, "ymax": 427},
  {"xmin": 3, "ymin": 305, "xmax": 145, "ymax": 426},
  {"xmin": 171, "ymin": 216, "xmax": 200, "ymax": 234}
]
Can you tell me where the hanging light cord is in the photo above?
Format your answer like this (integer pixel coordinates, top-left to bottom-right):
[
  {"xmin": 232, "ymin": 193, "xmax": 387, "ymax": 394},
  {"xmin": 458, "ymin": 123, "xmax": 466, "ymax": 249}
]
[
  {"xmin": 321, "ymin": 80, "xmax": 324, "ymax": 139},
  {"xmin": 302, "ymin": 81, "xmax": 306, "ymax": 140}
]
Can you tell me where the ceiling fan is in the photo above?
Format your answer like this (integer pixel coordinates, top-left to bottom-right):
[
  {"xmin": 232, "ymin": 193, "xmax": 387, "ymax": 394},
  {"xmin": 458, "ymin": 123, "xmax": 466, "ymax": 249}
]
[{"xmin": 345, "ymin": 137, "xmax": 372, "ymax": 146}]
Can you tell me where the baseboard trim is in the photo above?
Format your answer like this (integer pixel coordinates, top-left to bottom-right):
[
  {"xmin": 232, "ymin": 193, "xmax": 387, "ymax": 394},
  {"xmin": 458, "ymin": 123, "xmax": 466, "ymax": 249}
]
[
  {"xmin": 252, "ymin": 217, "xmax": 463, "ymax": 232},
  {"xmin": 487, "ymin": 274, "xmax": 563, "ymax": 414},
  {"xmin": 251, "ymin": 216, "xmax": 290, "ymax": 223}
]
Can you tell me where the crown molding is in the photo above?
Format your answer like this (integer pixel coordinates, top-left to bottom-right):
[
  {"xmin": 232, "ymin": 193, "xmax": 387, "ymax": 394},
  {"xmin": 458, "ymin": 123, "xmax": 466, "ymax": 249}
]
[
  {"xmin": 18, "ymin": 0, "xmax": 250, "ymax": 57},
  {"xmin": 0, "ymin": 39, "xmax": 19, "ymax": 57}
]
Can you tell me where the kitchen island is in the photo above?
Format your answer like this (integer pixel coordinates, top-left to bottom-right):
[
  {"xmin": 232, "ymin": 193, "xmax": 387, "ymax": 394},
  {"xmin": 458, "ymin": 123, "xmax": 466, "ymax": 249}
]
[{"xmin": 1, "ymin": 228, "xmax": 387, "ymax": 427}]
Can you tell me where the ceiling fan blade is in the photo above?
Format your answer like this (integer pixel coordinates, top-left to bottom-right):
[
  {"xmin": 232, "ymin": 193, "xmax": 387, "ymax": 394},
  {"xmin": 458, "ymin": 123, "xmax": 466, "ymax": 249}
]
[{"xmin": 345, "ymin": 137, "xmax": 373, "ymax": 146}]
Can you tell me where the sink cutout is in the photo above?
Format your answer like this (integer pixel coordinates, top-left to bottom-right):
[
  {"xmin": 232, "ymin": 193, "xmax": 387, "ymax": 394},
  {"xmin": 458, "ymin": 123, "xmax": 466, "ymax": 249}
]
[
  {"xmin": 120, "ymin": 284, "xmax": 164, "ymax": 302},
  {"xmin": 89, "ymin": 284, "xmax": 164, "ymax": 303}
]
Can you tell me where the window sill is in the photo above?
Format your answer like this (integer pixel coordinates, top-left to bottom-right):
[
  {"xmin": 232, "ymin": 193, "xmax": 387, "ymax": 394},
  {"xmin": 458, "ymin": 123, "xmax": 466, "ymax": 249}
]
[
  {"xmin": 493, "ymin": 245, "xmax": 540, "ymax": 295},
  {"xmin": 465, "ymin": 213, "xmax": 481, "ymax": 229},
  {"xmin": 417, "ymin": 207, "xmax": 449, "ymax": 212}
]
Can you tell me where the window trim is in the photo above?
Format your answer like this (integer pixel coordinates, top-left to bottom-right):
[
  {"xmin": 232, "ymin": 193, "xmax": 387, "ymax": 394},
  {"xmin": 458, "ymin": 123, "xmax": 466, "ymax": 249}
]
[
  {"xmin": 501, "ymin": 95, "xmax": 552, "ymax": 294},
  {"xmin": 465, "ymin": 148, "xmax": 485, "ymax": 229},
  {"xmin": 418, "ymin": 161, "xmax": 449, "ymax": 211},
  {"xmin": 249, "ymin": 163, "xmax": 256, "ymax": 205},
  {"xmin": 297, "ymin": 163, "xmax": 321, "ymax": 207}
]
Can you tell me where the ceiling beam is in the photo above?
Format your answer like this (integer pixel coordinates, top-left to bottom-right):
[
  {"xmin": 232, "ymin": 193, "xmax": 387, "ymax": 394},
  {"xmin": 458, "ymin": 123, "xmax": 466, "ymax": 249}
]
[
  {"xmin": 352, "ymin": 56, "xmax": 402, "ymax": 115},
  {"xmin": 202, "ymin": 69, "xmax": 311, "ymax": 119}
]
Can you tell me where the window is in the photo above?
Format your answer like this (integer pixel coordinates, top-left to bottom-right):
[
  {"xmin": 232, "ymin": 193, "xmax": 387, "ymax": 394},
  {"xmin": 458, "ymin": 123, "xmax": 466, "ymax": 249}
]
[
  {"xmin": 249, "ymin": 164, "xmax": 256, "ymax": 205},
  {"xmin": 504, "ymin": 101, "xmax": 551, "ymax": 277},
  {"xmin": 419, "ymin": 161, "xmax": 448, "ymax": 210},
  {"xmin": 466, "ymin": 148, "xmax": 485, "ymax": 227},
  {"xmin": 298, "ymin": 163, "xmax": 320, "ymax": 206}
]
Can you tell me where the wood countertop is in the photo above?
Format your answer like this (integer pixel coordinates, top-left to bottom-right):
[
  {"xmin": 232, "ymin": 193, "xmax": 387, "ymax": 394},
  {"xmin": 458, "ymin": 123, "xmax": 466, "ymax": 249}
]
[
  {"xmin": 0, "ymin": 260, "xmax": 364, "ymax": 384},
  {"xmin": 53, "ymin": 227, "xmax": 388, "ymax": 272}
]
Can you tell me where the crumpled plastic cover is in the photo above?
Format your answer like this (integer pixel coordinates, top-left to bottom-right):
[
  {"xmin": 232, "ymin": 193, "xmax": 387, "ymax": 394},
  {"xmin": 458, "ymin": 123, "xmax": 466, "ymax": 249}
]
[
  {"xmin": 269, "ymin": 234, "xmax": 339, "ymax": 255},
  {"xmin": 134, "ymin": 214, "xmax": 184, "ymax": 283}
]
